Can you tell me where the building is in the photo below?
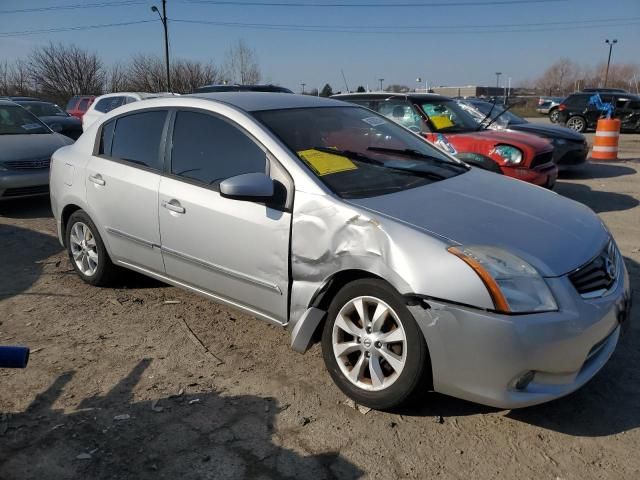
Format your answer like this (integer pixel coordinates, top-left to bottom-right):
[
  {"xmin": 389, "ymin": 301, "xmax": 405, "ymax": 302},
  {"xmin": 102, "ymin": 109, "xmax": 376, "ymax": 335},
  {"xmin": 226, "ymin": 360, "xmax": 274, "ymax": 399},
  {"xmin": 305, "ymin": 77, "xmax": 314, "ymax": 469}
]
[{"xmin": 428, "ymin": 86, "xmax": 511, "ymax": 98}]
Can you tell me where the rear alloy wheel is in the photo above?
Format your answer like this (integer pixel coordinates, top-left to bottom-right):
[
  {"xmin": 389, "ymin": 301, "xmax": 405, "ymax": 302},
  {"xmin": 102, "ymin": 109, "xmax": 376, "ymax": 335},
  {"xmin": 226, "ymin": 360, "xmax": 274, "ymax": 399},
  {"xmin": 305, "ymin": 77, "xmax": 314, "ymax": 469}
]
[
  {"xmin": 549, "ymin": 108, "xmax": 560, "ymax": 123},
  {"xmin": 322, "ymin": 279, "xmax": 429, "ymax": 410},
  {"xmin": 66, "ymin": 210, "xmax": 118, "ymax": 286},
  {"xmin": 566, "ymin": 116, "xmax": 587, "ymax": 133}
]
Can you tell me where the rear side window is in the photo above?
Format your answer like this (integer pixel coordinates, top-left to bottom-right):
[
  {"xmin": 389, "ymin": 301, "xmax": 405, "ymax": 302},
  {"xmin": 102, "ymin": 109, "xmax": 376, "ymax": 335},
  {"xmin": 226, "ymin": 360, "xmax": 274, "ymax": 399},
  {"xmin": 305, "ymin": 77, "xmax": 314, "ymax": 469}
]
[
  {"xmin": 94, "ymin": 96, "xmax": 124, "ymax": 113},
  {"xmin": 78, "ymin": 99, "xmax": 90, "ymax": 111},
  {"xmin": 110, "ymin": 111, "xmax": 167, "ymax": 169},
  {"xmin": 66, "ymin": 98, "xmax": 78, "ymax": 110},
  {"xmin": 564, "ymin": 95, "xmax": 587, "ymax": 107},
  {"xmin": 170, "ymin": 110, "xmax": 266, "ymax": 186}
]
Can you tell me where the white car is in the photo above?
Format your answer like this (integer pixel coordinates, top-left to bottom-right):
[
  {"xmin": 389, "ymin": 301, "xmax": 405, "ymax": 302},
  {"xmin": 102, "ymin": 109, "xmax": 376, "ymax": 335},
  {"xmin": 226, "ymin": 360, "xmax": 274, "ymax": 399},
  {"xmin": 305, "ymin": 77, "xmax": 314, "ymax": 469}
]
[{"xmin": 82, "ymin": 92, "xmax": 177, "ymax": 131}]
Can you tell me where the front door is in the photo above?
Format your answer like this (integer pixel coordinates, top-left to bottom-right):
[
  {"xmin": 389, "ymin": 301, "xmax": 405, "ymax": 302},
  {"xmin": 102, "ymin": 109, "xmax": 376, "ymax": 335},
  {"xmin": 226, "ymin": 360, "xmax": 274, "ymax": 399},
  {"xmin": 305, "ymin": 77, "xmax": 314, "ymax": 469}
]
[
  {"xmin": 158, "ymin": 110, "xmax": 291, "ymax": 323},
  {"xmin": 86, "ymin": 110, "xmax": 168, "ymax": 273}
]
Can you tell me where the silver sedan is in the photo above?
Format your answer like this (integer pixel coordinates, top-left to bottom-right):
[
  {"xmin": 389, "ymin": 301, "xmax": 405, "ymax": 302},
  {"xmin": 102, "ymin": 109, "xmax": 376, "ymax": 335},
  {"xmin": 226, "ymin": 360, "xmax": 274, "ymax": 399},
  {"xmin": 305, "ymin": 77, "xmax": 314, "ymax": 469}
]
[{"xmin": 49, "ymin": 93, "xmax": 631, "ymax": 410}]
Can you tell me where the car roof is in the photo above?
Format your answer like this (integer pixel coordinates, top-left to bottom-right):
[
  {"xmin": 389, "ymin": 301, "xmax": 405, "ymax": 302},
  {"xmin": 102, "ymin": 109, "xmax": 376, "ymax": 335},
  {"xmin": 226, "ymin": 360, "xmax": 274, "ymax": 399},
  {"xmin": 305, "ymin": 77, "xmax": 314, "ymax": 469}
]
[
  {"xmin": 0, "ymin": 99, "xmax": 20, "ymax": 106},
  {"xmin": 333, "ymin": 92, "xmax": 448, "ymax": 101},
  {"xmin": 187, "ymin": 92, "xmax": 345, "ymax": 111},
  {"xmin": 194, "ymin": 84, "xmax": 293, "ymax": 93}
]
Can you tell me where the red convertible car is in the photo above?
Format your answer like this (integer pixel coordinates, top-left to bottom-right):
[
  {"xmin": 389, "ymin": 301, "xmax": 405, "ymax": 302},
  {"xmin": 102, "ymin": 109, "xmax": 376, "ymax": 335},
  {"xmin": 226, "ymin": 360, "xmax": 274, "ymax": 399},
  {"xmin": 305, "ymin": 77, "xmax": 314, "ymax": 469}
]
[{"xmin": 334, "ymin": 93, "xmax": 557, "ymax": 188}]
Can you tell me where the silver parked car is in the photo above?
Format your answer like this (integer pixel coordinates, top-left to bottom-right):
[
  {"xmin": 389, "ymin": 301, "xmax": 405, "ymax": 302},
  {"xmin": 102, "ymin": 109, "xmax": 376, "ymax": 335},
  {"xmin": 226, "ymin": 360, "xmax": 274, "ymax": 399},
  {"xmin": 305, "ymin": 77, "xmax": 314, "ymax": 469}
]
[
  {"xmin": 50, "ymin": 93, "xmax": 631, "ymax": 410},
  {"xmin": 1, "ymin": 100, "xmax": 74, "ymax": 200}
]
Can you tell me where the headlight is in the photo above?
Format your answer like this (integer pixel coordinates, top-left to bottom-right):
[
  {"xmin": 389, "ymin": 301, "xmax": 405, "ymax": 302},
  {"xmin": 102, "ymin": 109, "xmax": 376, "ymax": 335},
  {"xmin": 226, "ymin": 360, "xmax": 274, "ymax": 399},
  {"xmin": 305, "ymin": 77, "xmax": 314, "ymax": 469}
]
[
  {"xmin": 448, "ymin": 245, "xmax": 557, "ymax": 314},
  {"xmin": 492, "ymin": 145, "xmax": 523, "ymax": 165}
]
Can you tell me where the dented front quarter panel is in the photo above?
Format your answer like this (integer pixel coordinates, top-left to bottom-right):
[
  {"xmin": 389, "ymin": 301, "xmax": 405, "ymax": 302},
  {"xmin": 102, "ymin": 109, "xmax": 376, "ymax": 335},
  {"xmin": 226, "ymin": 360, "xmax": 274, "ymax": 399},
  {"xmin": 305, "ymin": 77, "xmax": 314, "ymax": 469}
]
[{"xmin": 287, "ymin": 189, "xmax": 494, "ymax": 337}]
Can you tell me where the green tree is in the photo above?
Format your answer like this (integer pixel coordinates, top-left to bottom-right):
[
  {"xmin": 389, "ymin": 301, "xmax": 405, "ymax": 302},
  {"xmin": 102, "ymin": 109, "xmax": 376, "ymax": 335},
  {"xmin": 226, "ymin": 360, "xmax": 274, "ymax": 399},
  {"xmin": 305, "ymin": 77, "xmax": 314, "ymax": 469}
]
[
  {"xmin": 356, "ymin": 85, "xmax": 366, "ymax": 92},
  {"xmin": 320, "ymin": 83, "xmax": 333, "ymax": 97}
]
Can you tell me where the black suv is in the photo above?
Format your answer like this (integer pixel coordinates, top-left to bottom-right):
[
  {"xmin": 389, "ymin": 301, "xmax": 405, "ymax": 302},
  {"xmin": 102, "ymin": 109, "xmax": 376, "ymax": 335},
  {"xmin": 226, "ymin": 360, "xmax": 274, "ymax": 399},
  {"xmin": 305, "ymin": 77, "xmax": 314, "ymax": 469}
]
[{"xmin": 557, "ymin": 92, "xmax": 640, "ymax": 133}]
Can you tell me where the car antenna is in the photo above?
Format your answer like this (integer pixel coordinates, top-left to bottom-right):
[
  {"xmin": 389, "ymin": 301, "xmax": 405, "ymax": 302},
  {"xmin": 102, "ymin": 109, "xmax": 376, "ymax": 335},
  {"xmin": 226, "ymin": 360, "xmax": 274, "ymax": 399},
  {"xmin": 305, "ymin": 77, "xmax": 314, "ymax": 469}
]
[{"xmin": 341, "ymin": 69, "xmax": 350, "ymax": 93}]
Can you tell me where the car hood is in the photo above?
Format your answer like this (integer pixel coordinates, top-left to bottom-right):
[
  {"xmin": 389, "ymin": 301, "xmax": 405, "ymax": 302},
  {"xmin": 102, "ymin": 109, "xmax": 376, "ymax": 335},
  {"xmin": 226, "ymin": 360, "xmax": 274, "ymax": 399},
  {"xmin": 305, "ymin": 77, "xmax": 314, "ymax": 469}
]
[
  {"xmin": 0, "ymin": 133, "xmax": 72, "ymax": 163},
  {"xmin": 348, "ymin": 168, "xmax": 607, "ymax": 277},
  {"xmin": 508, "ymin": 122, "xmax": 585, "ymax": 141}
]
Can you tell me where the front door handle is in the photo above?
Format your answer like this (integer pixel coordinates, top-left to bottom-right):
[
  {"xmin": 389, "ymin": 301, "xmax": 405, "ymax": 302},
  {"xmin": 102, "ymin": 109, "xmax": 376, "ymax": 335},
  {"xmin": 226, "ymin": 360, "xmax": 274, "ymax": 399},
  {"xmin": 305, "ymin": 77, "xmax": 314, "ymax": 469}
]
[
  {"xmin": 89, "ymin": 174, "xmax": 105, "ymax": 186},
  {"xmin": 162, "ymin": 200, "xmax": 186, "ymax": 214}
]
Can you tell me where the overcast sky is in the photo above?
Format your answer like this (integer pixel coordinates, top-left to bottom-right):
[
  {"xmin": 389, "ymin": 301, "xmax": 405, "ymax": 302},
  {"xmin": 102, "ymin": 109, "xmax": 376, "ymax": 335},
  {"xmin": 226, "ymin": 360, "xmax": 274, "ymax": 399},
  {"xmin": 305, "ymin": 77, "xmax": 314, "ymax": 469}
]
[{"xmin": 1, "ymin": 0, "xmax": 639, "ymax": 92}]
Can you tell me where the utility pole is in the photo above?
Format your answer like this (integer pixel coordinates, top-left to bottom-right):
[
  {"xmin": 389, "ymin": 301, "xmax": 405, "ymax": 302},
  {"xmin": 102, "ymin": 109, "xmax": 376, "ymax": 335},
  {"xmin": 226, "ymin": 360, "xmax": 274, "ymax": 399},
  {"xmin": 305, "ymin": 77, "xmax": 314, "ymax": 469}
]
[
  {"xmin": 604, "ymin": 39, "xmax": 618, "ymax": 87},
  {"xmin": 301, "ymin": 82, "xmax": 306, "ymax": 94},
  {"xmin": 378, "ymin": 78, "xmax": 384, "ymax": 91},
  {"xmin": 495, "ymin": 72, "xmax": 502, "ymax": 89},
  {"xmin": 151, "ymin": 0, "xmax": 171, "ymax": 92}
]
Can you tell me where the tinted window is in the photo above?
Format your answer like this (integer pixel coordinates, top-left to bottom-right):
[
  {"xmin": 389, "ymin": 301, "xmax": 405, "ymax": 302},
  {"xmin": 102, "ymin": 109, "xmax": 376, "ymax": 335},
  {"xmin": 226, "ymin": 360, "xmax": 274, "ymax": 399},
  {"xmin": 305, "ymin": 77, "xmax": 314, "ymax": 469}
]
[
  {"xmin": 99, "ymin": 120, "xmax": 115, "ymax": 155},
  {"xmin": 94, "ymin": 96, "xmax": 124, "ymax": 113},
  {"xmin": 110, "ymin": 111, "xmax": 167, "ymax": 169},
  {"xmin": 66, "ymin": 98, "xmax": 78, "ymax": 110},
  {"xmin": 564, "ymin": 95, "xmax": 587, "ymax": 107},
  {"xmin": 170, "ymin": 111, "xmax": 266, "ymax": 186},
  {"xmin": 78, "ymin": 99, "xmax": 90, "ymax": 111}
]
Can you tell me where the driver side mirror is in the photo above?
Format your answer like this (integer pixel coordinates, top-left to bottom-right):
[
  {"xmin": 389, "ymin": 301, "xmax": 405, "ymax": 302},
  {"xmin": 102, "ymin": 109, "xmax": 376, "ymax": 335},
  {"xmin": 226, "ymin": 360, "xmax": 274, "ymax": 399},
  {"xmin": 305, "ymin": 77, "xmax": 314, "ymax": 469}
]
[{"xmin": 219, "ymin": 172, "xmax": 274, "ymax": 201}]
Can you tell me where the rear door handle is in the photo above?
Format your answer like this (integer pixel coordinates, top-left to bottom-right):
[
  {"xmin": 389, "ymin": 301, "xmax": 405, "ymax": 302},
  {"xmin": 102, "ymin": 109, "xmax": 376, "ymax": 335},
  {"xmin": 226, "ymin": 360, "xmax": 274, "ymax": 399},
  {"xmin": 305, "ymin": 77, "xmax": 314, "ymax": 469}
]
[
  {"xmin": 88, "ymin": 174, "xmax": 105, "ymax": 186},
  {"xmin": 162, "ymin": 200, "xmax": 185, "ymax": 214}
]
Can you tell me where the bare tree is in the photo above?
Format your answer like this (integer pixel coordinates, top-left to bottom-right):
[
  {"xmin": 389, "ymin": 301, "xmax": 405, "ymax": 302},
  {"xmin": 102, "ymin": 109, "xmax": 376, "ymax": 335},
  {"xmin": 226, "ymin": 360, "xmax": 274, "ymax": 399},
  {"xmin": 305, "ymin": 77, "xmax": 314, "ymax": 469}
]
[
  {"xmin": 224, "ymin": 39, "xmax": 261, "ymax": 85},
  {"xmin": 105, "ymin": 62, "xmax": 130, "ymax": 93},
  {"xmin": 171, "ymin": 59, "xmax": 225, "ymax": 93},
  {"xmin": 124, "ymin": 54, "xmax": 166, "ymax": 92},
  {"xmin": 534, "ymin": 58, "xmax": 579, "ymax": 96},
  {"xmin": 28, "ymin": 43, "xmax": 104, "ymax": 105}
]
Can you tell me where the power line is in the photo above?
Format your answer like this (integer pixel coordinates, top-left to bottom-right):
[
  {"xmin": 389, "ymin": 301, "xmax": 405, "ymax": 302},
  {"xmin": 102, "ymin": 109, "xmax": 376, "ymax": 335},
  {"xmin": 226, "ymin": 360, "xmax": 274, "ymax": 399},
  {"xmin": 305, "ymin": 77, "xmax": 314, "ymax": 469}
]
[
  {"xmin": 0, "ymin": 1, "xmax": 145, "ymax": 15},
  {"xmin": 0, "ymin": 20, "xmax": 155, "ymax": 37},
  {"xmin": 185, "ymin": 0, "xmax": 566, "ymax": 7},
  {"xmin": 170, "ymin": 17, "xmax": 640, "ymax": 34}
]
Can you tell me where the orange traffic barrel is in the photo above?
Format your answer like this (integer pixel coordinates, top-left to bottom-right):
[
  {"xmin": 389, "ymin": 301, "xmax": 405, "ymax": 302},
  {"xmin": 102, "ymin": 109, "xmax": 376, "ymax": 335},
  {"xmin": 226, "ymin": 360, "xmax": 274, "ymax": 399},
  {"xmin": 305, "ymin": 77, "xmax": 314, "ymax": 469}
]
[{"xmin": 591, "ymin": 118, "xmax": 621, "ymax": 160}]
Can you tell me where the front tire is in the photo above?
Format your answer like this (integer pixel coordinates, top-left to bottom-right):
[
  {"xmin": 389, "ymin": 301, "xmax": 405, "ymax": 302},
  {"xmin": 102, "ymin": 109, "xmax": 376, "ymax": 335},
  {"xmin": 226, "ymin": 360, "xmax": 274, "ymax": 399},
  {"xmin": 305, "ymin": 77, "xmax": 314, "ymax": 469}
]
[
  {"xmin": 321, "ymin": 279, "xmax": 429, "ymax": 410},
  {"xmin": 66, "ymin": 210, "xmax": 118, "ymax": 286}
]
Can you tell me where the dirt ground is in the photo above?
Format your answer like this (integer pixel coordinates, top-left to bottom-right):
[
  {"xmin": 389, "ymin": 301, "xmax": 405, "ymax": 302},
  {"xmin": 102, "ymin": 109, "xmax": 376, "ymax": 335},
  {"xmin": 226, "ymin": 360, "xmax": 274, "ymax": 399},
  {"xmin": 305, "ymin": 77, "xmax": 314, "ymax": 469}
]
[{"xmin": 1, "ymin": 131, "xmax": 639, "ymax": 479}]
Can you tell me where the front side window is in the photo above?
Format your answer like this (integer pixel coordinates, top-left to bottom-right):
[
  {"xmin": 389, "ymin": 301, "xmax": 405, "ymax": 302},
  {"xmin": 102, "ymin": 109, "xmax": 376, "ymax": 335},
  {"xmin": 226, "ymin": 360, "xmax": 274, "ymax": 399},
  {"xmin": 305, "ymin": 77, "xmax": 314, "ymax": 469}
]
[
  {"xmin": 109, "ymin": 111, "xmax": 167, "ymax": 169},
  {"xmin": 254, "ymin": 106, "xmax": 467, "ymax": 199},
  {"xmin": 0, "ymin": 105, "xmax": 50, "ymax": 135},
  {"xmin": 170, "ymin": 111, "xmax": 266, "ymax": 186},
  {"xmin": 376, "ymin": 100, "xmax": 424, "ymax": 132}
]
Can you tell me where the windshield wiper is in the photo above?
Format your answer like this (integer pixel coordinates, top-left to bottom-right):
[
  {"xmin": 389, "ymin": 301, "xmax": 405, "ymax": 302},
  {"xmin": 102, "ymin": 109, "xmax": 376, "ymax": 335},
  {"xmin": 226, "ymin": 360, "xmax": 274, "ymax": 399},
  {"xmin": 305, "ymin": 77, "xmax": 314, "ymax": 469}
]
[
  {"xmin": 311, "ymin": 146, "xmax": 446, "ymax": 180},
  {"xmin": 476, "ymin": 98, "xmax": 499, "ymax": 131},
  {"xmin": 484, "ymin": 102, "xmax": 518, "ymax": 129},
  {"xmin": 367, "ymin": 146, "xmax": 469, "ymax": 172}
]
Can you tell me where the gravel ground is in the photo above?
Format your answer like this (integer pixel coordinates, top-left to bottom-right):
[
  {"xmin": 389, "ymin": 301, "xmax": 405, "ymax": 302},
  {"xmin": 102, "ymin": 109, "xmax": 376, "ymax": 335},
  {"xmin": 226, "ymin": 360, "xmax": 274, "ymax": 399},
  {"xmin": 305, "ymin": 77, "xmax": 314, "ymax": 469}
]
[{"xmin": 1, "ymin": 131, "xmax": 639, "ymax": 480}]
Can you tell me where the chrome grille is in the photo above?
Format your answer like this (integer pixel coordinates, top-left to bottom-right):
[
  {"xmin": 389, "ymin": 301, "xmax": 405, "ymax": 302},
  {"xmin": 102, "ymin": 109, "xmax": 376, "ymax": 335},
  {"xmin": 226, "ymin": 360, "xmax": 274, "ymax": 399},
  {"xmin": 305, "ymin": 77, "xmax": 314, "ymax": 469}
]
[
  {"xmin": 569, "ymin": 241, "xmax": 619, "ymax": 298},
  {"xmin": 4, "ymin": 157, "xmax": 51, "ymax": 170}
]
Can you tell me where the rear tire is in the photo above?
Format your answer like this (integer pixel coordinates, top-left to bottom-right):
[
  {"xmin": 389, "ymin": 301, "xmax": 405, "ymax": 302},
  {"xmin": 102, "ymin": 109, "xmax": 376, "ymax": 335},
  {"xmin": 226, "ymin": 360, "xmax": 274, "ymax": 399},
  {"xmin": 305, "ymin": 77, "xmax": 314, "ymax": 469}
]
[
  {"xmin": 549, "ymin": 108, "xmax": 560, "ymax": 123},
  {"xmin": 321, "ymin": 279, "xmax": 430, "ymax": 410},
  {"xmin": 566, "ymin": 115, "xmax": 587, "ymax": 133},
  {"xmin": 66, "ymin": 210, "xmax": 118, "ymax": 286}
]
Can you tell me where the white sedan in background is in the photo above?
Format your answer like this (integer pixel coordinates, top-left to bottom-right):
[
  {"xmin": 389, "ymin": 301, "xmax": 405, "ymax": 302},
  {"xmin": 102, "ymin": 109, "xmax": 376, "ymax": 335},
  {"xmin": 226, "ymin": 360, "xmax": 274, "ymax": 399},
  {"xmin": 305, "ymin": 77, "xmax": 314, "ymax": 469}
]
[{"xmin": 82, "ymin": 92, "xmax": 177, "ymax": 131}]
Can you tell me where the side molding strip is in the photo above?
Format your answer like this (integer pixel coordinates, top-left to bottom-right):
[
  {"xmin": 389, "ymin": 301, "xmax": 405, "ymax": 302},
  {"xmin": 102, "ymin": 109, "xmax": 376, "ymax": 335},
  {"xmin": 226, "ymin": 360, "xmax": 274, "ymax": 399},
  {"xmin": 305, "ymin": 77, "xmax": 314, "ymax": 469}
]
[
  {"xmin": 105, "ymin": 227, "xmax": 159, "ymax": 249},
  {"xmin": 161, "ymin": 246, "xmax": 282, "ymax": 294}
]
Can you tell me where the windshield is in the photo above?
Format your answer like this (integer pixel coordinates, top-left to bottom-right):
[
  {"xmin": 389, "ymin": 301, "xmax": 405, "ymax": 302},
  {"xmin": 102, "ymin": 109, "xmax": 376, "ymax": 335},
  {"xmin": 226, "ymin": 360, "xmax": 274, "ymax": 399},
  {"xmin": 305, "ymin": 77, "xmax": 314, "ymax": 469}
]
[
  {"xmin": 0, "ymin": 105, "xmax": 50, "ymax": 135},
  {"xmin": 253, "ymin": 106, "xmax": 467, "ymax": 199},
  {"xmin": 466, "ymin": 101, "xmax": 526, "ymax": 126},
  {"xmin": 19, "ymin": 102, "xmax": 68, "ymax": 117},
  {"xmin": 417, "ymin": 100, "xmax": 481, "ymax": 133}
]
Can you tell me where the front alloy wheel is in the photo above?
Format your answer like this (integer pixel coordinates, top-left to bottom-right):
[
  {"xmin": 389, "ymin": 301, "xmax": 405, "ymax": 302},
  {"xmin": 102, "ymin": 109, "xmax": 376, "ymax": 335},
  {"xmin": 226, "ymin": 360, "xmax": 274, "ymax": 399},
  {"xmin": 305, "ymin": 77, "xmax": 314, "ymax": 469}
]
[
  {"xmin": 322, "ymin": 279, "xmax": 430, "ymax": 410},
  {"xmin": 332, "ymin": 296, "xmax": 407, "ymax": 391}
]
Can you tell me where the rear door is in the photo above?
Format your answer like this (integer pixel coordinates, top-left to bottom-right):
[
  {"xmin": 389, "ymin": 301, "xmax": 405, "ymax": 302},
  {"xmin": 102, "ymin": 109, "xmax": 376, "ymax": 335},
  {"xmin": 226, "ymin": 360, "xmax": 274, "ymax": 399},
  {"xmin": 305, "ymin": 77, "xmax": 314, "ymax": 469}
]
[
  {"xmin": 158, "ymin": 109, "xmax": 291, "ymax": 323},
  {"xmin": 86, "ymin": 109, "xmax": 169, "ymax": 274}
]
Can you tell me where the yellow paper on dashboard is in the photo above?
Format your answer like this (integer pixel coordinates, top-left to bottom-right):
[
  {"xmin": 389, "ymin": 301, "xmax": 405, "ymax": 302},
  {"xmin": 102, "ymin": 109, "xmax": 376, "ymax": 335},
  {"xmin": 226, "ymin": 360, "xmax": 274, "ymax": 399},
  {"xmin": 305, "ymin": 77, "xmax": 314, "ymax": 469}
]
[
  {"xmin": 429, "ymin": 115, "xmax": 454, "ymax": 130},
  {"xmin": 297, "ymin": 149, "xmax": 357, "ymax": 176}
]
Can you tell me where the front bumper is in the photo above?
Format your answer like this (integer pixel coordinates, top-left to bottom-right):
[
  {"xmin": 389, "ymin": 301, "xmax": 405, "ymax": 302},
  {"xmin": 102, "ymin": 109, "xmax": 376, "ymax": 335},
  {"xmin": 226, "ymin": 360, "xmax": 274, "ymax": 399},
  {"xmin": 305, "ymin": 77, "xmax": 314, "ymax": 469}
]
[
  {"xmin": 503, "ymin": 162, "xmax": 558, "ymax": 189},
  {"xmin": 412, "ymin": 260, "xmax": 631, "ymax": 409},
  {"xmin": 555, "ymin": 141, "xmax": 589, "ymax": 169},
  {"xmin": 0, "ymin": 169, "xmax": 50, "ymax": 199}
]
